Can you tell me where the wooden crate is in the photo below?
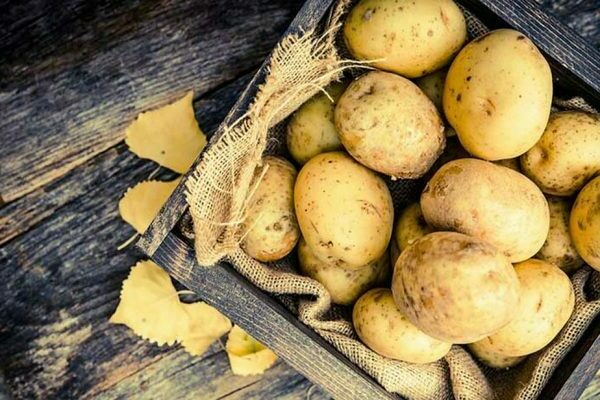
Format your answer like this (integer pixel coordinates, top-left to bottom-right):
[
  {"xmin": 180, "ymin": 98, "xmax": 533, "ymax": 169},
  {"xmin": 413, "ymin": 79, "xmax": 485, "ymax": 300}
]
[{"xmin": 138, "ymin": 0, "xmax": 600, "ymax": 398}]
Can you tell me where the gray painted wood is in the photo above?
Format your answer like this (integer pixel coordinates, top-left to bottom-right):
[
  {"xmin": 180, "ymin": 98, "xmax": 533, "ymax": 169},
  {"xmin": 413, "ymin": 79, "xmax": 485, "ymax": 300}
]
[
  {"xmin": 0, "ymin": 0, "xmax": 302, "ymax": 204},
  {"xmin": 0, "ymin": 0, "xmax": 599, "ymax": 399}
]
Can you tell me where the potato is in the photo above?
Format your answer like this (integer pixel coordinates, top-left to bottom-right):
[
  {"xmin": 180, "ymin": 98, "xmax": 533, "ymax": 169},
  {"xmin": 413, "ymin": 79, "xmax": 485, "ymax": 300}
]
[
  {"xmin": 334, "ymin": 71, "xmax": 445, "ymax": 178},
  {"xmin": 494, "ymin": 158, "xmax": 520, "ymax": 172},
  {"xmin": 570, "ymin": 176, "xmax": 600, "ymax": 271},
  {"xmin": 390, "ymin": 237, "xmax": 401, "ymax": 270},
  {"xmin": 295, "ymin": 152, "xmax": 394, "ymax": 269},
  {"xmin": 343, "ymin": 0, "xmax": 467, "ymax": 78},
  {"xmin": 394, "ymin": 203, "xmax": 434, "ymax": 252},
  {"xmin": 353, "ymin": 288, "xmax": 451, "ymax": 363},
  {"xmin": 416, "ymin": 70, "xmax": 456, "ymax": 137},
  {"xmin": 392, "ymin": 231, "xmax": 519, "ymax": 343},
  {"xmin": 468, "ymin": 342, "xmax": 526, "ymax": 369},
  {"xmin": 416, "ymin": 70, "xmax": 445, "ymax": 113},
  {"xmin": 537, "ymin": 197, "xmax": 584, "ymax": 273},
  {"xmin": 421, "ymin": 158, "xmax": 549, "ymax": 262},
  {"xmin": 286, "ymin": 83, "xmax": 346, "ymax": 164},
  {"xmin": 470, "ymin": 259, "xmax": 574, "ymax": 357},
  {"xmin": 298, "ymin": 237, "xmax": 390, "ymax": 305},
  {"xmin": 241, "ymin": 157, "xmax": 300, "ymax": 262},
  {"xmin": 521, "ymin": 112, "xmax": 600, "ymax": 196},
  {"xmin": 444, "ymin": 29, "xmax": 553, "ymax": 160}
]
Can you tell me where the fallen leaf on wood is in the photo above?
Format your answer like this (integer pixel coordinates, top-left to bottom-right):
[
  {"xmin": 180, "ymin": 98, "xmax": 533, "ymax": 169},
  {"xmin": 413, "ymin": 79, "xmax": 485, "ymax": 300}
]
[
  {"xmin": 118, "ymin": 178, "xmax": 181, "ymax": 234},
  {"xmin": 226, "ymin": 325, "xmax": 278, "ymax": 376},
  {"xmin": 180, "ymin": 302, "xmax": 232, "ymax": 356},
  {"xmin": 110, "ymin": 260, "xmax": 187, "ymax": 346},
  {"xmin": 125, "ymin": 91, "xmax": 206, "ymax": 173}
]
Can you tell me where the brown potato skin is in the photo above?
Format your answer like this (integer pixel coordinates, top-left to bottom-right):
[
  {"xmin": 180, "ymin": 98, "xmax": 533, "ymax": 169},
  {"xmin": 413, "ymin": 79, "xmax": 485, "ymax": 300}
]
[
  {"xmin": 343, "ymin": 0, "xmax": 467, "ymax": 78},
  {"xmin": 470, "ymin": 259, "xmax": 574, "ymax": 357},
  {"xmin": 241, "ymin": 157, "xmax": 300, "ymax": 262},
  {"xmin": 298, "ymin": 237, "xmax": 390, "ymax": 306},
  {"xmin": 353, "ymin": 288, "xmax": 451, "ymax": 363},
  {"xmin": 569, "ymin": 176, "xmax": 600, "ymax": 271},
  {"xmin": 334, "ymin": 71, "xmax": 445, "ymax": 179},
  {"xmin": 537, "ymin": 197, "xmax": 584, "ymax": 274},
  {"xmin": 444, "ymin": 29, "xmax": 553, "ymax": 160},
  {"xmin": 394, "ymin": 203, "xmax": 434, "ymax": 252},
  {"xmin": 295, "ymin": 152, "xmax": 394, "ymax": 269},
  {"xmin": 421, "ymin": 158, "xmax": 549, "ymax": 262},
  {"xmin": 286, "ymin": 82, "xmax": 346, "ymax": 165},
  {"xmin": 521, "ymin": 112, "xmax": 600, "ymax": 196},
  {"xmin": 392, "ymin": 231, "xmax": 519, "ymax": 343},
  {"xmin": 468, "ymin": 342, "xmax": 525, "ymax": 369}
]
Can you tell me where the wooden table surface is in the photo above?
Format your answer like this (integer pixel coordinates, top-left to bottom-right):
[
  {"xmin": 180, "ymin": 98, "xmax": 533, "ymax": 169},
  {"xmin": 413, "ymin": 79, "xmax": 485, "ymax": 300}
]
[{"xmin": 0, "ymin": 0, "xmax": 598, "ymax": 399}]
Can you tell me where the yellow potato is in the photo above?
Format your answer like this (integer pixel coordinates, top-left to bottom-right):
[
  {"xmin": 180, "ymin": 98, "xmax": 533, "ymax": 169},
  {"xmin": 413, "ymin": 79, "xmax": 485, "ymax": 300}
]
[
  {"xmin": 343, "ymin": 0, "xmax": 467, "ymax": 78},
  {"xmin": 394, "ymin": 203, "xmax": 434, "ymax": 252},
  {"xmin": 570, "ymin": 176, "xmax": 600, "ymax": 270},
  {"xmin": 521, "ymin": 112, "xmax": 600, "ymax": 196},
  {"xmin": 444, "ymin": 29, "xmax": 553, "ymax": 160},
  {"xmin": 298, "ymin": 238, "xmax": 390, "ymax": 305},
  {"xmin": 421, "ymin": 158, "xmax": 549, "ymax": 262},
  {"xmin": 468, "ymin": 342, "xmax": 526, "ymax": 369},
  {"xmin": 392, "ymin": 231, "xmax": 519, "ymax": 343},
  {"xmin": 335, "ymin": 71, "xmax": 445, "ymax": 178},
  {"xmin": 416, "ymin": 70, "xmax": 456, "ymax": 137},
  {"xmin": 390, "ymin": 237, "xmax": 401, "ymax": 270},
  {"xmin": 353, "ymin": 288, "xmax": 451, "ymax": 363},
  {"xmin": 242, "ymin": 157, "xmax": 300, "ymax": 262},
  {"xmin": 286, "ymin": 83, "xmax": 346, "ymax": 164},
  {"xmin": 537, "ymin": 197, "xmax": 584, "ymax": 274},
  {"xmin": 295, "ymin": 152, "xmax": 394, "ymax": 269},
  {"xmin": 493, "ymin": 158, "xmax": 520, "ymax": 172},
  {"xmin": 471, "ymin": 259, "xmax": 574, "ymax": 357},
  {"xmin": 424, "ymin": 135, "xmax": 470, "ymax": 181}
]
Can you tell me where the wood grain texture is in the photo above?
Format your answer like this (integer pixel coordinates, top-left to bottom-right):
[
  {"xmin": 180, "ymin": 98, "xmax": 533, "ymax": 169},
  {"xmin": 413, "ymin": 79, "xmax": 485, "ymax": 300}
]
[
  {"xmin": 0, "ymin": 0, "xmax": 302, "ymax": 204},
  {"xmin": 151, "ymin": 233, "xmax": 397, "ymax": 400},
  {"xmin": 0, "ymin": 140, "xmax": 322, "ymax": 400},
  {"xmin": 0, "ymin": 71, "xmax": 252, "ymax": 246},
  {"xmin": 0, "ymin": 0, "xmax": 599, "ymax": 399},
  {"xmin": 137, "ymin": 0, "xmax": 339, "ymax": 257}
]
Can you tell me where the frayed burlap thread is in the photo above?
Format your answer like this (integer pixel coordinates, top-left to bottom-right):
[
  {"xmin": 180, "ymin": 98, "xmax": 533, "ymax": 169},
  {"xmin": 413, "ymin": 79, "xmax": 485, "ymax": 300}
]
[{"xmin": 185, "ymin": 0, "xmax": 600, "ymax": 398}]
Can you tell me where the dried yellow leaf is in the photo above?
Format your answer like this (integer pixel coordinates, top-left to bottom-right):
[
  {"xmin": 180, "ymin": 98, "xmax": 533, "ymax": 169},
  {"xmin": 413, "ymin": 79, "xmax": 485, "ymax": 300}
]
[
  {"xmin": 125, "ymin": 91, "xmax": 206, "ymax": 173},
  {"xmin": 225, "ymin": 325, "xmax": 278, "ymax": 376},
  {"xmin": 118, "ymin": 178, "xmax": 181, "ymax": 234},
  {"xmin": 110, "ymin": 260, "xmax": 187, "ymax": 346},
  {"xmin": 180, "ymin": 302, "xmax": 232, "ymax": 356}
]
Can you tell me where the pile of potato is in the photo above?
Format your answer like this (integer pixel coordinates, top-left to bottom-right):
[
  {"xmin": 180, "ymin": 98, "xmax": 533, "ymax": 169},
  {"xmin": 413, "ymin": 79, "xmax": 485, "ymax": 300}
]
[{"xmin": 240, "ymin": 0, "xmax": 600, "ymax": 368}]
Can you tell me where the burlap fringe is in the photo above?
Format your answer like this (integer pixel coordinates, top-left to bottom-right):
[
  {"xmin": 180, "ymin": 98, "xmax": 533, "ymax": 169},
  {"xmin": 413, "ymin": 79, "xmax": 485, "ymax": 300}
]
[{"xmin": 185, "ymin": 0, "xmax": 600, "ymax": 398}]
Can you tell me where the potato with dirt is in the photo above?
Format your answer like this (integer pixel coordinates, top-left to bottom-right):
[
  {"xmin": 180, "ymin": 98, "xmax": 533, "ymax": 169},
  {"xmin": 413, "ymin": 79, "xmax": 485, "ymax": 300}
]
[
  {"xmin": 421, "ymin": 158, "xmax": 549, "ymax": 262},
  {"xmin": 353, "ymin": 288, "xmax": 452, "ymax": 363},
  {"xmin": 343, "ymin": 0, "xmax": 467, "ymax": 78},
  {"xmin": 468, "ymin": 342, "xmax": 525, "ymax": 369},
  {"xmin": 242, "ymin": 157, "xmax": 300, "ymax": 262},
  {"xmin": 335, "ymin": 71, "xmax": 445, "ymax": 178},
  {"xmin": 416, "ymin": 70, "xmax": 456, "ymax": 137},
  {"xmin": 295, "ymin": 151, "xmax": 394, "ymax": 269},
  {"xmin": 392, "ymin": 231, "xmax": 520, "ymax": 343},
  {"xmin": 394, "ymin": 203, "xmax": 434, "ymax": 252},
  {"xmin": 470, "ymin": 259, "xmax": 574, "ymax": 357},
  {"xmin": 570, "ymin": 176, "xmax": 600, "ymax": 271},
  {"xmin": 444, "ymin": 29, "xmax": 553, "ymax": 160},
  {"xmin": 521, "ymin": 111, "xmax": 600, "ymax": 196},
  {"xmin": 298, "ymin": 238, "xmax": 390, "ymax": 305},
  {"xmin": 537, "ymin": 197, "xmax": 584, "ymax": 274},
  {"xmin": 286, "ymin": 82, "xmax": 346, "ymax": 165}
]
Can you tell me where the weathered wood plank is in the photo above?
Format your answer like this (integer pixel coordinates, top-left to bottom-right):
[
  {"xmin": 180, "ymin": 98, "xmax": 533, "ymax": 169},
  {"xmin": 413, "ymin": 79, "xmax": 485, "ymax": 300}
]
[
  {"xmin": 151, "ymin": 233, "xmax": 398, "ymax": 400},
  {"xmin": 137, "ymin": 0, "xmax": 340, "ymax": 257},
  {"xmin": 0, "ymin": 142, "xmax": 316, "ymax": 399},
  {"xmin": 0, "ymin": 72, "xmax": 251, "ymax": 246},
  {"xmin": 0, "ymin": 0, "xmax": 302, "ymax": 204}
]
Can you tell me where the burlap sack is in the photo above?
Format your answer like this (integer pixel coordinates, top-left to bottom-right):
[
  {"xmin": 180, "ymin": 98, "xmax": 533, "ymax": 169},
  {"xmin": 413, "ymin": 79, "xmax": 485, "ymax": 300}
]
[{"xmin": 185, "ymin": 1, "xmax": 600, "ymax": 398}]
